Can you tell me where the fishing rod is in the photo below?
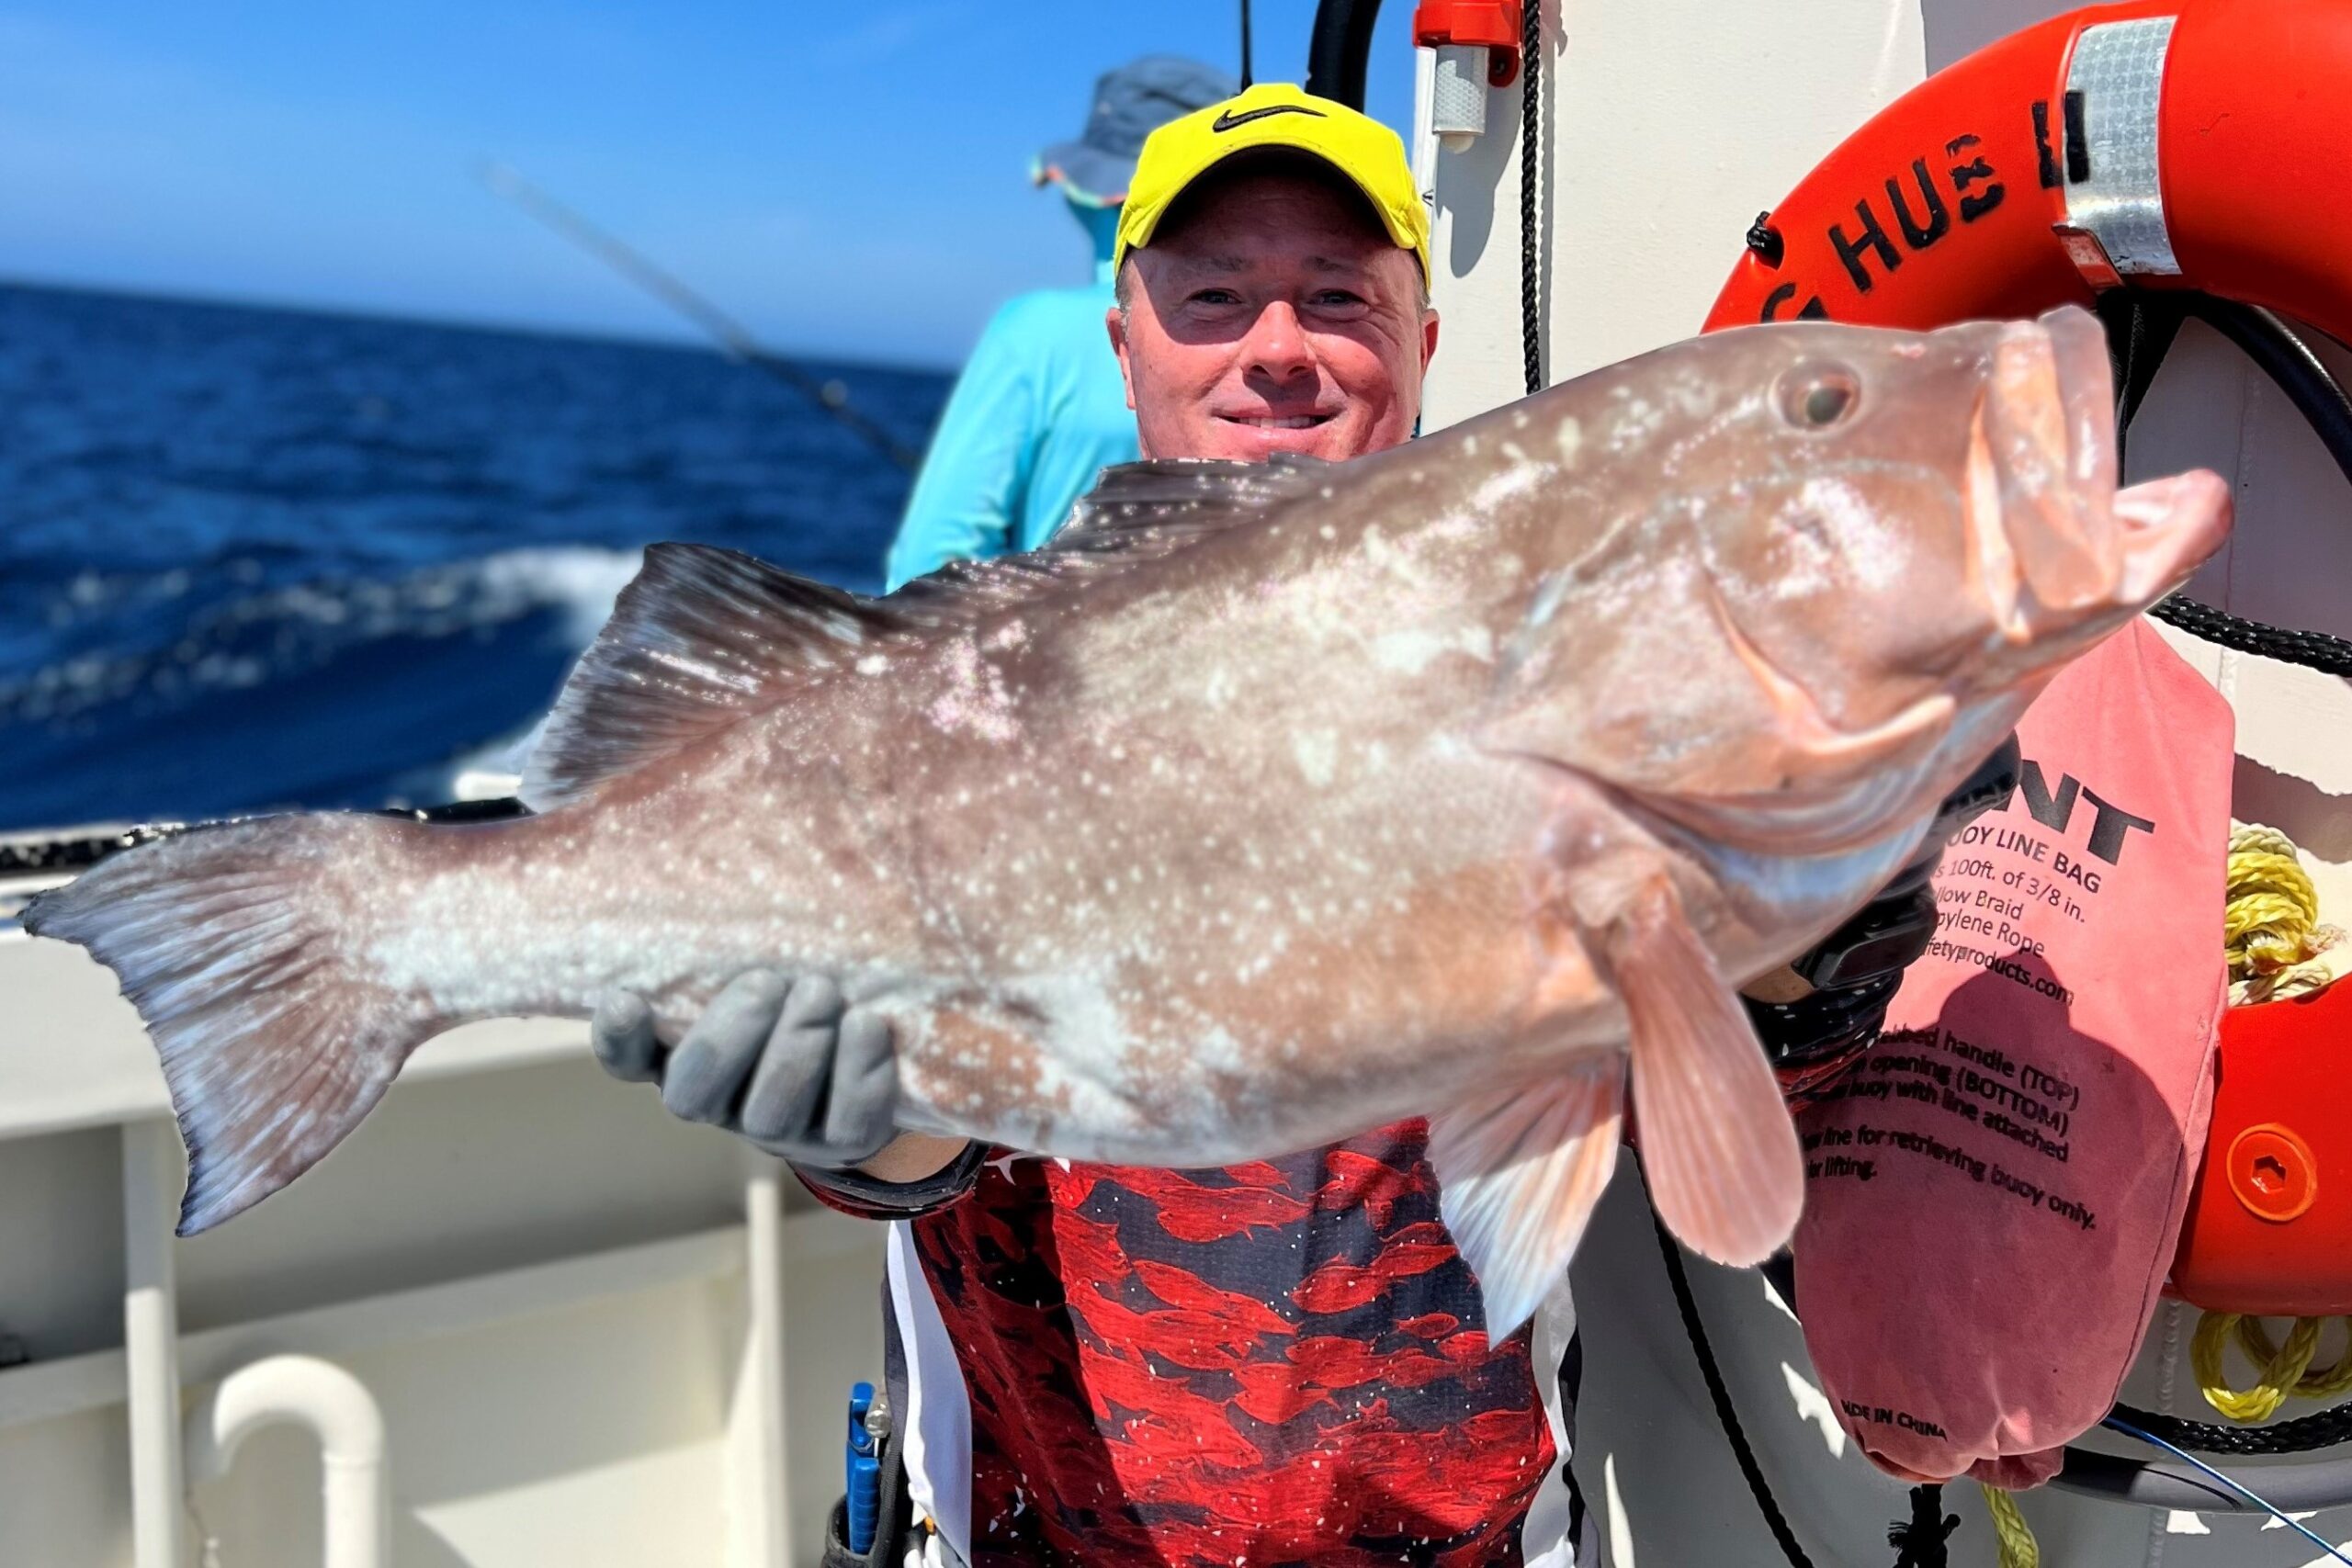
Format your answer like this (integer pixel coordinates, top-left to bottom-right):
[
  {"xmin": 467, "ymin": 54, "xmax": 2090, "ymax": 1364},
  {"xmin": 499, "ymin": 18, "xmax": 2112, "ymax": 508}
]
[{"xmin": 476, "ymin": 160, "xmax": 925, "ymax": 473}]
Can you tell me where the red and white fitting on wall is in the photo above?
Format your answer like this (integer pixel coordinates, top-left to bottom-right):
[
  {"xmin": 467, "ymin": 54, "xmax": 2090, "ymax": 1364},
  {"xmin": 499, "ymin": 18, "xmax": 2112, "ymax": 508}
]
[{"xmin": 1414, "ymin": 1, "xmax": 1524, "ymax": 152}]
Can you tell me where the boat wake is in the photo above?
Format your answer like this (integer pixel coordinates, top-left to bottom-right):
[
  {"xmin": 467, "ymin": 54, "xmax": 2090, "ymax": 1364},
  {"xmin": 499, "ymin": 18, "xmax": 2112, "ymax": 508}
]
[{"xmin": 0, "ymin": 546, "xmax": 643, "ymax": 833}]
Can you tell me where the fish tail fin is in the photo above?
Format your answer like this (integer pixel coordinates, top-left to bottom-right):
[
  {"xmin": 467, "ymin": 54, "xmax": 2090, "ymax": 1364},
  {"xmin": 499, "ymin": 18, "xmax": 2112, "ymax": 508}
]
[{"xmin": 21, "ymin": 814, "xmax": 443, "ymax": 1235}]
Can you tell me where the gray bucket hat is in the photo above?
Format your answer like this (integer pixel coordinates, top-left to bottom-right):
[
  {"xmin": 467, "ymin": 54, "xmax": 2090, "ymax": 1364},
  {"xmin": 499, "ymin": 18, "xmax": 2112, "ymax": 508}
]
[{"xmin": 1031, "ymin": 54, "xmax": 1238, "ymax": 208}]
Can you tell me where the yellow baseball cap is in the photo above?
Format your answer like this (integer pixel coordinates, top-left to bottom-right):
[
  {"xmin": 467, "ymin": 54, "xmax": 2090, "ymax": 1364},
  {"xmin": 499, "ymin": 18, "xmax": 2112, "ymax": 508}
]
[{"xmin": 1113, "ymin": 82, "xmax": 1430, "ymax": 282}]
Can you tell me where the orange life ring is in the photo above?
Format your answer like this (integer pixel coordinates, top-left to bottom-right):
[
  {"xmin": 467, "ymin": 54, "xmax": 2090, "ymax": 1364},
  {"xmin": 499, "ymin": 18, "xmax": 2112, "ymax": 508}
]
[{"xmin": 1702, "ymin": 0, "xmax": 2352, "ymax": 348}]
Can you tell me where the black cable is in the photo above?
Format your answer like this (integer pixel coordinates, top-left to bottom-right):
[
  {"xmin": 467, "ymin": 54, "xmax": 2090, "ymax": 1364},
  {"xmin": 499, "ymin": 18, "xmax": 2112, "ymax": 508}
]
[
  {"xmin": 1520, "ymin": 0, "xmax": 1543, "ymax": 397},
  {"xmin": 1651, "ymin": 1204, "xmax": 1818, "ymax": 1568},
  {"xmin": 2108, "ymin": 1399, "xmax": 2352, "ymax": 1457},
  {"xmin": 1239, "ymin": 0, "xmax": 1253, "ymax": 89},
  {"xmin": 2181, "ymin": 296, "xmax": 2352, "ymax": 493},
  {"xmin": 1304, "ymin": 0, "xmax": 1383, "ymax": 108}
]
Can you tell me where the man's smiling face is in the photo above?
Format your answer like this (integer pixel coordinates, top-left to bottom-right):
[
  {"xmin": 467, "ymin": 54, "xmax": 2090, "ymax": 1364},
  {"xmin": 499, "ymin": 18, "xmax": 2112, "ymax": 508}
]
[{"xmin": 1109, "ymin": 155, "xmax": 1438, "ymax": 464}]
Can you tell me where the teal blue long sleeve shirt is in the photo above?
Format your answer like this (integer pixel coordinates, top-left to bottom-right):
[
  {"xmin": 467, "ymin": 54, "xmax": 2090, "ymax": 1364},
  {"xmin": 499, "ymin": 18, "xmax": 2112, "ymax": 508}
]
[{"xmin": 884, "ymin": 263, "xmax": 1138, "ymax": 593}]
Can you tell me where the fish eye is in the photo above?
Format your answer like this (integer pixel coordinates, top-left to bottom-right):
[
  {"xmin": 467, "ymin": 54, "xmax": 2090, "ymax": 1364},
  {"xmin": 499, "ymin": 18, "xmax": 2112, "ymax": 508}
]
[{"xmin": 1777, "ymin": 365, "xmax": 1860, "ymax": 430}]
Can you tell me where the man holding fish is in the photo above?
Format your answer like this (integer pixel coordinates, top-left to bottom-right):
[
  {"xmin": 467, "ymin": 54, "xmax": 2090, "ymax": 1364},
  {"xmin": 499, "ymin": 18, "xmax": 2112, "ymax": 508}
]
[
  {"xmin": 573, "ymin": 85, "xmax": 2222, "ymax": 1568},
  {"xmin": 24, "ymin": 79, "xmax": 2232, "ymax": 1568}
]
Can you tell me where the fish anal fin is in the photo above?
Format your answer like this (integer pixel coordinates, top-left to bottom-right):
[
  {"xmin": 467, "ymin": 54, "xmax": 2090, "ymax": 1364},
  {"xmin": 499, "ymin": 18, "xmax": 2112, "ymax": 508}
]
[
  {"xmin": 1430, "ymin": 1062, "xmax": 1625, "ymax": 1341},
  {"xmin": 521, "ymin": 543, "xmax": 891, "ymax": 810},
  {"xmin": 1611, "ymin": 875, "xmax": 1804, "ymax": 1266}
]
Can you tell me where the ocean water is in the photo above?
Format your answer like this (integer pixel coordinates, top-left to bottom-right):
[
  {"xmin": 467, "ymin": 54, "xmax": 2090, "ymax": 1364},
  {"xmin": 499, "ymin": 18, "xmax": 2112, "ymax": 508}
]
[{"xmin": 0, "ymin": 283, "xmax": 946, "ymax": 835}]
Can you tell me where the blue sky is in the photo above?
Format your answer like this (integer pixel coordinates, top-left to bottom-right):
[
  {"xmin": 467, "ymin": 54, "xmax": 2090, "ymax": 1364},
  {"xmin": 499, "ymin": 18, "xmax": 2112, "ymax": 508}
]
[{"xmin": 0, "ymin": 3, "xmax": 1419, "ymax": 371}]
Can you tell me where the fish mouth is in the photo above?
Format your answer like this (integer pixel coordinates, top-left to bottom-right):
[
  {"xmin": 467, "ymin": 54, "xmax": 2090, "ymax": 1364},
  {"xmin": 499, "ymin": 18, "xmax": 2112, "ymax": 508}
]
[{"xmin": 1967, "ymin": 307, "xmax": 2231, "ymax": 644}]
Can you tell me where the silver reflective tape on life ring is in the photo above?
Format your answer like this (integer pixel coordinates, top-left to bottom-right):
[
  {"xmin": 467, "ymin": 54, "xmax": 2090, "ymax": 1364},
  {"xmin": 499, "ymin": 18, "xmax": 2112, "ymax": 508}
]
[{"xmin": 2062, "ymin": 17, "xmax": 2182, "ymax": 276}]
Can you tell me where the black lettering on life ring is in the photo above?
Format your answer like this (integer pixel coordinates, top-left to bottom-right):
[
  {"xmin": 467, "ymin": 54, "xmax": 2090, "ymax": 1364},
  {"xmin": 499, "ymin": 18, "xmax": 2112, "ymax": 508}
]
[
  {"xmin": 1759, "ymin": 284, "xmax": 1831, "ymax": 322},
  {"xmin": 2063, "ymin": 91, "xmax": 2091, "ymax": 184},
  {"xmin": 1829, "ymin": 198, "xmax": 1902, "ymax": 292},
  {"xmin": 2030, "ymin": 101, "xmax": 2061, "ymax": 189},
  {"xmin": 1945, "ymin": 134, "xmax": 2006, "ymax": 222},
  {"xmin": 1885, "ymin": 159, "xmax": 1951, "ymax": 249}
]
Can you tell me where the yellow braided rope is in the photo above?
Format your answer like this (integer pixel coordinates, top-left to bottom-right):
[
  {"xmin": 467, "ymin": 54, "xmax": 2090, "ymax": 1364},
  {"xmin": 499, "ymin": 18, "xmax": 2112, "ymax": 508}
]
[
  {"xmin": 2225, "ymin": 824, "xmax": 2344, "ymax": 1004},
  {"xmin": 2195, "ymin": 1312, "xmax": 2352, "ymax": 1422},
  {"xmin": 1980, "ymin": 1483, "xmax": 2040, "ymax": 1568}
]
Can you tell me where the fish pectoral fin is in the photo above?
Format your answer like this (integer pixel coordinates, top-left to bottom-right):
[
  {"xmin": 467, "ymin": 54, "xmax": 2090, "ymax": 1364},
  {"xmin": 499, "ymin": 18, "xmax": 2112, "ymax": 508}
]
[
  {"xmin": 1611, "ymin": 874, "xmax": 1804, "ymax": 1268},
  {"xmin": 1430, "ymin": 1060, "xmax": 1625, "ymax": 1342}
]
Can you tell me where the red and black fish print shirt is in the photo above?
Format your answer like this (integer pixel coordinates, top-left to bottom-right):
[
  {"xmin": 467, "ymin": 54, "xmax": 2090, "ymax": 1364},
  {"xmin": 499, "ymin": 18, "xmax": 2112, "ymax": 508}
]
[{"xmin": 800, "ymin": 1119, "xmax": 1560, "ymax": 1568}]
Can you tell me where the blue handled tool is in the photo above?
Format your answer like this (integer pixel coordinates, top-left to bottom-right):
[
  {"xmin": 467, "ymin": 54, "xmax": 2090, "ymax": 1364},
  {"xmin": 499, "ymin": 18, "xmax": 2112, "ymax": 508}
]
[{"xmin": 846, "ymin": 1381, "xmax": 886, "ymax": 1555}]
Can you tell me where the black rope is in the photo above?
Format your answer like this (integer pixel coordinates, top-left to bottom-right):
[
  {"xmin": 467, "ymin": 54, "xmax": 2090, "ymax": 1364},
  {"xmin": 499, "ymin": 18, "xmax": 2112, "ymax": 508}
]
[
  {"xmin": 1651, "ymin": 1205, "xmax": 1817, "ymax": 1568},
  {"xmin": 1238, "ymin": 0, "xmax": 1253, "ymax": 89},
  {"xmin": 2149, "ymin": 593, "xmax": 2352, "ymax": 676},
  {"xmin": 1886, "ymin": 1485, "xmax": 1959, "ymax": 1568},
  {"xmin": 1519, "ymin": 0, "xmax": 1543, "ymax": 396},
  {"xmin": 2109, "ymin": 1399, "xmax": 2352, "ymax": 1457}
]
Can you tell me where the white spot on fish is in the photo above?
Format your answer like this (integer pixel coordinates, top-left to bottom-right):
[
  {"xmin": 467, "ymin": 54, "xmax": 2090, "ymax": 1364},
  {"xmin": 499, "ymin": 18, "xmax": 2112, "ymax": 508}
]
[
  {"xmin": 1371, "ymin": 628, "xmax": 1448, "ymax": 673},
  {"xmin": 1371, "ymin": 623, "xmax": 1495, "ymax": 674},
  {"xmin": 1292, "ymin": 730, "xmax": 1338, "ymax": 787},
  {"xmin": 856, "ymin": 654, "xmax": 888, "ymax": 675},
  {"xmin": 1788, "ymin": 477, "xmax": 1903, "ymax": 592},
  {"xmin": 1472, "ymin": 464, "xmax": 1542, "ymax": 510},
  {"xmin": 1555, "ymin": 417, "xmax": 1582, "ymax": 466}
]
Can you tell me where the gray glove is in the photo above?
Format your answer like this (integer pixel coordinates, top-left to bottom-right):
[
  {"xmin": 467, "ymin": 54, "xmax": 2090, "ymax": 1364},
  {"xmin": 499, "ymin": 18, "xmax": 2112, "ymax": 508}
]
[{"xmin": 590, "ymin": 971, "xmax": 899, "ymax": 1168}]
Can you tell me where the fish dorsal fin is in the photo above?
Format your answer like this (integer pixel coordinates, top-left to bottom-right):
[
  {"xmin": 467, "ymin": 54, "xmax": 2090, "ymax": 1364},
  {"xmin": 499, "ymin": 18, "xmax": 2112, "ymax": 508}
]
[
  {"xmin": 1056, "ymin": 454, "xmax": 1335, "ymax": 552},
  {"xmin": 522, "ymin": 458, "xmax": 1337, "ymax": 810},
  {"xmin": 520, "ymin": 541, "xmax": 892, "ymax": 810},
  {"xmin": 881, "ymin": 455, "xmax": 1335, "ymax": 624}
]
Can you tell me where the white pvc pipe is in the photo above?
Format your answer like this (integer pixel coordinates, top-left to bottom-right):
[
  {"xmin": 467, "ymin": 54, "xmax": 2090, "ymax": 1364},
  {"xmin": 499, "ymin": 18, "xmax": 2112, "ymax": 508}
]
[
  {"xmin": 184, "ymin": 1354, "xmax": 388, "ymax": 1568},
  {"xmin": 121, "ymin": 1119, "xmax": 187, "ymax": 1568},
  {"xmin": 744, "ymin": 1156, "xmax": 793, "ymax": 1567}
]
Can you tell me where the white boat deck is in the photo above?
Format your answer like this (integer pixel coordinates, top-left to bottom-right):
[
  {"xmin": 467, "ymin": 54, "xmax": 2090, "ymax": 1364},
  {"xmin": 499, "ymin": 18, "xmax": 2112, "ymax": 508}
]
[{"xmin": 0, "ymin": 903, "xmax": 888, "ymax": 1568}]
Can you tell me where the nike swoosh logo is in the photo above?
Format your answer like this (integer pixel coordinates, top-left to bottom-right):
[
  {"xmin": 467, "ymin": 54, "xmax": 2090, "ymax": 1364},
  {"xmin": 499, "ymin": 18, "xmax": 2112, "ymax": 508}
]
[{"xmin": 1212, "ymin": 104, "xmax": 1328, "ymax": 133}]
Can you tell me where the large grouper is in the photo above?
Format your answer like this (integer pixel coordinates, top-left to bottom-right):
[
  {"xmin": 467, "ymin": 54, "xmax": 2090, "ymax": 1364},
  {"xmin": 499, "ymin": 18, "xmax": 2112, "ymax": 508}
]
[{"xmin": 24, "ymin": 305, "xmax": 2232, "ymax": 1338}]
